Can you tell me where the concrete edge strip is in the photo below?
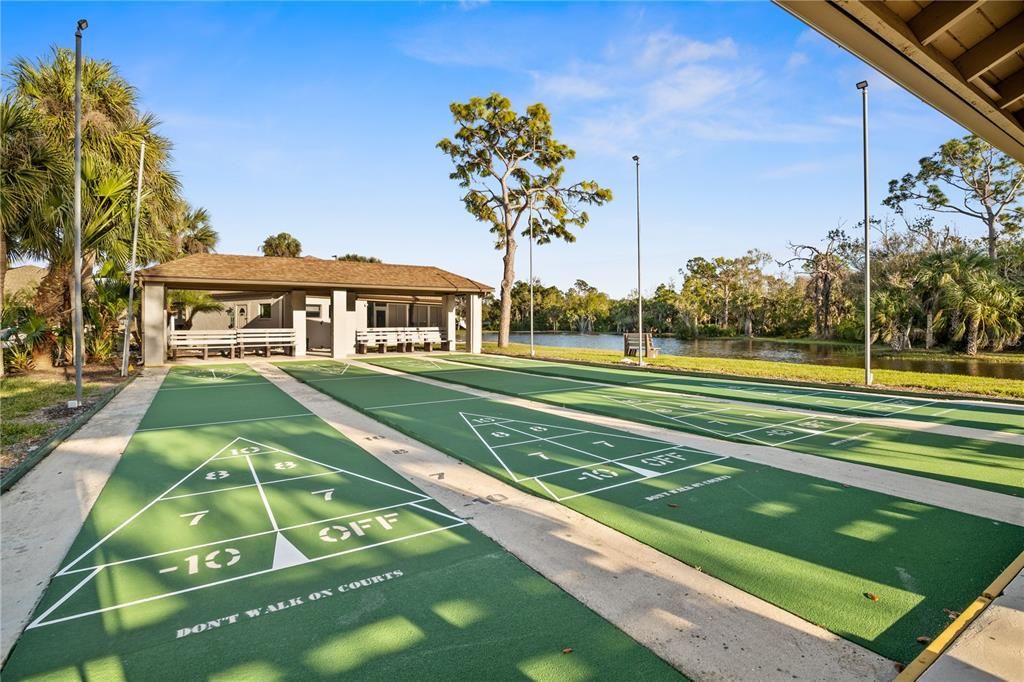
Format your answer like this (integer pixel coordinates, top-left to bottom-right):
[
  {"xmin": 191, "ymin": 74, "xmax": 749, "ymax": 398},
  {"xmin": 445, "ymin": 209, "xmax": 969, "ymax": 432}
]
[
  {"xmin": 434, "ymin": 355, "xmax": 1022, "ymax": 445},
  {"xmin": 895, "ymin": 549, "xmax": 1024, "ymax": 681},
  {"xmin": 254, "ymin": 362, "xmax": 895, "ymax": 681},
  {"xmin": 485, "ymin": 350, "xmax": 1024, "ymax": 406},
  {"xmin": 349, "ymin": 359, "xmax": 1024, "ymax": 527},
  {"xmin": 0, "ymin": 368, "xmax": 168, "ymax": 665}
]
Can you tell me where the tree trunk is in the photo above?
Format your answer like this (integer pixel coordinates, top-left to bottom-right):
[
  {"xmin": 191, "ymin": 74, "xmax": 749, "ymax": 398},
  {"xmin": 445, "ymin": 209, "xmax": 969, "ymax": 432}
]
[
  {"xmin": 821, "ymin": 275, "xmax": 833, "ymax": 338},
  {"xmin": 986, "ymin": 216, "xmax": 997, "ymax": 259},
  {"xmin": 497, "ymin": 238, "xmax": 517, "ymax": 347},
  {"xmin": 965, "ymin": 316, "xmax": 980, "ymax": 356},
  {"xmin": 924, "ymin": 310, "xmax": 934, "ymax": 349}
]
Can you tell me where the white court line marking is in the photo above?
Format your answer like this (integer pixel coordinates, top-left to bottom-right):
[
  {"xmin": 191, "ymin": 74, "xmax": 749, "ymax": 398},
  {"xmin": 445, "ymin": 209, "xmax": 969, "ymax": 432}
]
[
  {"xmin": 492, "ymin": 428, "xmax": 591, "ymax": 449},
  {"xmin": 159, "ymin": 471, "xmax": 342, "ymax": 500},
  {"xmin": 532, "ymin": 445, "xmax": 688, "ymax": 479},
  {"xmin": 246, "ymin": 455, "xmax": 280, "ymax": 531},
  {"xmin": 30, "ymin": 522, "xmax": 467, "ymax": 629},
  {"xmin": 932, "ymin": 408, "xmax": 953, "ymax": 417},
  {"xmin": 461, "ymin": 411, "xmax": 674, "ymax": 447},
  {"xmin": 408, "ymin": 501, "xmax": 465, "ymax": 524},
  {"xmin": 368, "ymin": 395, "xmax": 482, "ymax": 411},
  {"xmin": 830, "ymin": 432, "xmax": 873, "ymax": 446},
  {"xmin": 159, "ymin": 381, "xmax": 269, "ymax": 392},
  {"xmin": 460, "ymin": 413, "xmax": 524, "ymax": 482},
  {"xmin": 460, "ymin": 357, "xmax": 982, "ymax": 424},
  {"xmin": 136, "ymin": 413, "xmax": 314, "ymax": 433},
  {"xmin": 548, "ymin": 456, "xmax": 731, "ymax": 502},
  {"xmin": 492, "ymin": 421, "xmax": 680, "ymax": 481},
  {"xmin": 60, "ymin": 498, "xmax": 433, "ymax": 575},
  {"xmin": 57, "ymin": 437, "xmax": 246, "ymax": 575},
  {"xmin": 62, "ymin": 434, "xmax": 429, "ymax": 573},
  {"xmin": 28, "ymin": 567, "xmax": 103, "ymax": 628}
]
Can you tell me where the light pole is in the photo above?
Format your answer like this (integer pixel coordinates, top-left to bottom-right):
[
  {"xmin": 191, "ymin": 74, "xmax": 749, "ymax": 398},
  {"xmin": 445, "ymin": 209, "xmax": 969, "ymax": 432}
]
[
  {"xmin": 121, "ymin": 140, "xmax": 146, "ymax": 377},
  {"xmin": 528, "ymin": 198, "xmax": 535, "ymax": 357},
  {"xmin": 633, "ymin": 155, "xmax": 644, "ymax": 367},
  {"xmin": 71, "ymin": 18, "xmax": 88, "ymax": 407},
  {"xmin": 857, "ymin": 80, "xmax": 872, "ymax": 386}
]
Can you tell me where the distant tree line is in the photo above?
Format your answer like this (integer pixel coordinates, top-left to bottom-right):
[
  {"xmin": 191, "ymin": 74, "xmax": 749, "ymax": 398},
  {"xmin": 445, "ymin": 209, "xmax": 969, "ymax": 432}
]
[{"xmin": 483, "ymin": 134, "xmax": 1023, "ymax": 357}]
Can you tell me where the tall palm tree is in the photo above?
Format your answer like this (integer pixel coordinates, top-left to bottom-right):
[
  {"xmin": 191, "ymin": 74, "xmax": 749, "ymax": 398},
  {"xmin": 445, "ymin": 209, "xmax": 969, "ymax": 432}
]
[
  {"xmin": 946, "ymin": 267, "xmax": 1022, "ymax": 355},
  {"xmin": 7, "ymin": 48, "xmax": 186, "ymax": 344},
  {"xmin": 163, "ymin": 203, "xmax": 218, "ymax": 260},
  {"xmin": 261, "ymin": 232, "xmax": 302, "ymax": 257}
]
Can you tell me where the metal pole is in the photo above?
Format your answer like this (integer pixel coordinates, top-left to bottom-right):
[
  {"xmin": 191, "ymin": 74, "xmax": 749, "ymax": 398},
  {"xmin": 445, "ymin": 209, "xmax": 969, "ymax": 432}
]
[
  {"xmin": 633, "ymin": 155, "xmax": 643, "ymax": 367},
  {"xmin": 528, "ymin": 199, "xmax": 535, "ymax": 357},
  {"xmin": 121, "ymin": 140, "xmax": 145, "ymax": 377},
  {"xmin": 71, "ymin": 19, "xmax": 88, "ymax": 407},
  {"xmin": 857, "ymin": 80, "xmax": 872, "ymax": 386}
]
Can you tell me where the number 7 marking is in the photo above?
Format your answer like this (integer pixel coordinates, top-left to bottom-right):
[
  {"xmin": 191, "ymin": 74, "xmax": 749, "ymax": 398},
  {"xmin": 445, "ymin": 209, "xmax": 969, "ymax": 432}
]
[
  {"xmin": 181, "ymin": 510, "xmax": 209, "ymax": 526},
  {"xmin": 592, "ymin": 440, "xmax": 614, "ymax": 448},
  {"xmin": 527, "ymin": 451, "xmax": 549, "ymax": 460},
  {"xmin": 312, "ymin": 488, "xmax": 335, "ymax": 502}
]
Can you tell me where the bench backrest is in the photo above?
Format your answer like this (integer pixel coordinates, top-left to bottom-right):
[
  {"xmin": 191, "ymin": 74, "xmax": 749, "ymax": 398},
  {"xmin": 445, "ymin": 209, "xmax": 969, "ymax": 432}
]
[
  {"xmin": 623, "ymin": 333, "xmax": 657, "ymax": 349},
  {"xmin": 237, "ymin": 328, "xmax": 295, "ymax": 344},
  {"xmin": 169, "ymin": 330, "xmax": 236, "ymax": 347}
]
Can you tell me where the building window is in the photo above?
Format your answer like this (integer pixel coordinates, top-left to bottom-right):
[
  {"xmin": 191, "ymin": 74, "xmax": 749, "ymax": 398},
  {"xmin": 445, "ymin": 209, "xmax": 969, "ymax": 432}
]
[
  {"xmin": 258, "ymin": 303, "xmax": 272, "ymax": 319},
  {"xmin": 306, "ymin": 304, "xmax": 322, "ymax": 319},
  {"xmin": 387, "ymin": 303, "xmax": 408, "ymax": 327}
]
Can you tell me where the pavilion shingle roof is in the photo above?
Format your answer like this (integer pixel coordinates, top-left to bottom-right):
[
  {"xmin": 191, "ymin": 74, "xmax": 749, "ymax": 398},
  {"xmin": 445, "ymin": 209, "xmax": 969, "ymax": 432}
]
[{"xmin": 138, "ymin": 254, "xmax": 492, "ymax": 294}]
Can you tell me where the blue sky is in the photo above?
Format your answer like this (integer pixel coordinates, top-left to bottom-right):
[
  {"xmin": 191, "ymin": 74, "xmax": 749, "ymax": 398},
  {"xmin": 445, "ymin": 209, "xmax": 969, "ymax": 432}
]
[{"xmin": 3, "ymin": 1, "xmax": 968, "ymax": 296}]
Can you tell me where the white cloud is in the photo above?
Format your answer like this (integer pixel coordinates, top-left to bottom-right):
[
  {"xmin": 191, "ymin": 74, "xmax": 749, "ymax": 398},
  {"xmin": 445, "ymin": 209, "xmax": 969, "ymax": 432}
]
[
  {"xmin": 645, "ymin": 65, "xmax": 757, "ymax": 114},
  {"xmin": 636, "ymin": 32, "xmax": 738, "ymax": 69},
  {"xmin": 785, "ymin": 52, "xmax": 808, "ymax": 70}
]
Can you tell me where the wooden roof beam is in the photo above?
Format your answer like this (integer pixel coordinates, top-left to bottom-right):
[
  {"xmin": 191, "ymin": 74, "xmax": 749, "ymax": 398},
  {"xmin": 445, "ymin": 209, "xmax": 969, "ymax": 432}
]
[
  {"xmin": 954, "ymin": 13, "xmax": 1024, "ymax": 81},
  {"xmin": 909, "ymin": 1, "xmax": 984, "ymax": 46},
  {"xmin": 998, "ymin": 68, "xmax": 1024, "ymax": 109}
]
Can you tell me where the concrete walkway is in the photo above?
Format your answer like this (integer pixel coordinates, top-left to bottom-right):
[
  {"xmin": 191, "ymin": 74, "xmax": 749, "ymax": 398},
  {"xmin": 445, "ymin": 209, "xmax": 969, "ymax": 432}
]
[
  {"xmin": 352, "ymin": 359, "xmax": 1024, "ymax": 527},
  {"xmin": 431, "ymin": 357, "xmax": 1024, "ymax": 446},
  {"xmin": 0, "ymin": 368, "xmax": 167, "ymax": 663},
  {"xmin": 256, "ymin": 362, "xmax": 896, "ymax": 681}
]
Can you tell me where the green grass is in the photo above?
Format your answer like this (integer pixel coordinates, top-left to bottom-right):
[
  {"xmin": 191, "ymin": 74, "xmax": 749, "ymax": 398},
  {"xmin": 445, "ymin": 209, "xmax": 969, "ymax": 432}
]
[
  {"xmin": 484, "ymin": 342, "xmax": 1024, "ymax": 399},
  {"xmin": 0, "ymin": 376, "xmax": 107, "ymax": 452},
  {"xmin": 277, "ymin": 359, "xmax": 1024, "ymax": 665},
  {"xmin": 4, "ymin": 364, "xmax": 679, "ymax": 681}
]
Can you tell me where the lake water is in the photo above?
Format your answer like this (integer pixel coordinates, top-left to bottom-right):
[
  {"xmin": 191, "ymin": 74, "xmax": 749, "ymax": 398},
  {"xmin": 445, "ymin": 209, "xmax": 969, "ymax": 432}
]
[{"xmin": 484, "ymin": 332, "xmax": 1024, "ymax": 380}]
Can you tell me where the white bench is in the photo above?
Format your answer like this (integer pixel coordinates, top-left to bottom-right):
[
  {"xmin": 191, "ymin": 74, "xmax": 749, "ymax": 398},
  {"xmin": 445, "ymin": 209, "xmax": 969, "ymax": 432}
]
[
  {"xmin": 624, "ymin": 333, "xmax": 659, "ymax": 358},
  {"xmin": 168, "ymin": 330, "xmax": 237, "ymax": 360},
  {"xmin": 237, "ymin": 328, "xmax": 296, "ymax": 357},
  {"xmin": 355, "ymin": 327, "xmax": 452, "ymax": 354}
]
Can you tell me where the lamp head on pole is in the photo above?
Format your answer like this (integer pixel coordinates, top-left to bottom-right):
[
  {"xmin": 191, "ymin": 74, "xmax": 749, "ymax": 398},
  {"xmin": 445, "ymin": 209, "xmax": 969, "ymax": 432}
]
[
  {"xmin": 856, "ymin": 80, "xmax": 868, "ymax": 91},
  {"xmin": 76, "ymin": 18, "xmax": 88, "ymax": 35},
  {"xmin": 632, "ymin": 155, "xmax": 639, "ymax": 163}
]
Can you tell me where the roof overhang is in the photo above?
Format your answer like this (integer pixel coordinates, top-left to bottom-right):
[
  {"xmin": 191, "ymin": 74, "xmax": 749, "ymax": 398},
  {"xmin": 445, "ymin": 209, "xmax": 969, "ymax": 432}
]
[
  {"xmin": 145, "ymin": 276, "xmax": 488, "ymax": 296},
  {"xmin": 775, "ymin": 0, "xmax": 1024, "ymax": 163}
]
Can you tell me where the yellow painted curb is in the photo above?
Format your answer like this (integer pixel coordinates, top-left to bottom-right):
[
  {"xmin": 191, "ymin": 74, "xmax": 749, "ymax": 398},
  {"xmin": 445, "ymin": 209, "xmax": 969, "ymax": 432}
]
[
  {"xmin": 895, "ymin": 549, "xmax": 1024, "ymax": 681},
  {"xmin": 983, "ymin": 549, "xmax": 1024, "ymax": 600}
]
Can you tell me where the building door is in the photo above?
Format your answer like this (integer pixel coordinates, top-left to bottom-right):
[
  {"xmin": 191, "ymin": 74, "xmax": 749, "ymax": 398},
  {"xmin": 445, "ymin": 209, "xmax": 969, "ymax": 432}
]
[{"xmin": 374, "ymin": 305, "xmax": 387, "ymax": 327}]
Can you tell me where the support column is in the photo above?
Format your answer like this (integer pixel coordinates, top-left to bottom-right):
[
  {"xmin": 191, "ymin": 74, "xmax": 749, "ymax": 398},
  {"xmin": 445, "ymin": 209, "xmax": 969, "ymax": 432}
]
[
  {"xmin": 290, "ymin": 290, "xmax": 307, "ymax": 357},
  {"xmin": 331, "ymin": 289, "xmax": 357, "ymax": 358},
  {"xmin": 466, "ymin": 293, "xmax": 483, "ymax": 354},
  {"xmin": 443, "ymin": 295, "xmax": 457, "ymax": 349},
  {"xmin": 142, "ymin": 283, "xmax": 166, "ymax": 366}
]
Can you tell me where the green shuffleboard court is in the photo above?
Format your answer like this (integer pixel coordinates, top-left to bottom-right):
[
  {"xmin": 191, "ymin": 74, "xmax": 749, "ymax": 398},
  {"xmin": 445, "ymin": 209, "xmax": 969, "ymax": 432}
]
[
  {"xmin": 450, "ymin": 353, "xmax": 1024, "ymax": 434},
  {"xmin": 367, "ymin": 355, "xmax": 1024, "ymax": 498},
  {"xmin": 3, "ymin": 364, "xmax": 681, "ymax": 681},
  {"xmin": 276, "ymin": 359, "xmax": 1024, "ymax": 664}
]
